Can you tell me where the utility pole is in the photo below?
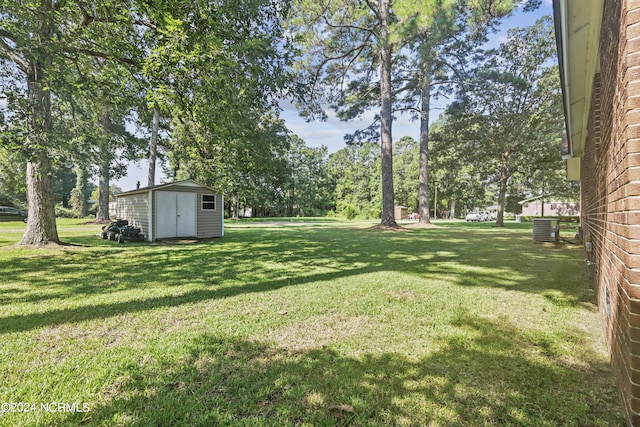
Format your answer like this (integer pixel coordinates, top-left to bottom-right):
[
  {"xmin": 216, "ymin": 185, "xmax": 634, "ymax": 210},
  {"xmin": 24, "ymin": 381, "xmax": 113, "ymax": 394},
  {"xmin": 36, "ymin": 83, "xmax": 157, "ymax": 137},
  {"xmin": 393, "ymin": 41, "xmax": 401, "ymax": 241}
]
[{"xmin": 433, "ymin": 183, "xmax": 438, "ymax": 220}]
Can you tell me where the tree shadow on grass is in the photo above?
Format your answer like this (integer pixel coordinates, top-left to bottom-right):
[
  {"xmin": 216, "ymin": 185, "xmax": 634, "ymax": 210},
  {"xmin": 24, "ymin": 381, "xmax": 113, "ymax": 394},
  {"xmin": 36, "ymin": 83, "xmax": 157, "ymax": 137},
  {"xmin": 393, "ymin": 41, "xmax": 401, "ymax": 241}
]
[
  {"xmin": 0, "ymin": 225, "xmax": 595, "ymax": 334},
  {"xmin": 59, "ymin": 312, "xmax": 623, "ymax": 426}
]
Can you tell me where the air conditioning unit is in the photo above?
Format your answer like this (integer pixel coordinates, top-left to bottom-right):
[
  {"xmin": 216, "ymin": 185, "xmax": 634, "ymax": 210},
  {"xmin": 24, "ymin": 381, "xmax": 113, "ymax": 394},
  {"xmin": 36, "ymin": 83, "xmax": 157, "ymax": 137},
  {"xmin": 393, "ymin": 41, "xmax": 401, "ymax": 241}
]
[{"xmin": 533, "ymin": 218, "xmax": 560, "ymax": 243}]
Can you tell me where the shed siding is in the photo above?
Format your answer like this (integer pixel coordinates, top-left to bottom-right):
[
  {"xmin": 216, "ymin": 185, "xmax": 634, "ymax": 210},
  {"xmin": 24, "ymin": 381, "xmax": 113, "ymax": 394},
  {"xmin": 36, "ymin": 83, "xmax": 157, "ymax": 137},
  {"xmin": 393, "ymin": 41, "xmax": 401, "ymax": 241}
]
[
  {"xmin": 116, "ymin": 193, "xmax": 150, "ymax": 240},
  {"xmin": 197, "ymin": 193, "xmax": 224, "ymax": 238}
]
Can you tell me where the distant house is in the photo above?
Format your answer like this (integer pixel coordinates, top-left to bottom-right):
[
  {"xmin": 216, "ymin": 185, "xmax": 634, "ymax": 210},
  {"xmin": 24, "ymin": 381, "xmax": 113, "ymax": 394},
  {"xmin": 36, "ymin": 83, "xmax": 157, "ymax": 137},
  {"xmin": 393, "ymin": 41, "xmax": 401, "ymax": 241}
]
[
  {"xmin": 518, "ymin": 196, "xmax": 580, "ymax": 217},
  {"xmin": 116, "ymin": 180, "xmax": 224, "ymax": 241},
  {"xmin": 554, "ymin": 0, "xmax": 640, "ymax": 423}
]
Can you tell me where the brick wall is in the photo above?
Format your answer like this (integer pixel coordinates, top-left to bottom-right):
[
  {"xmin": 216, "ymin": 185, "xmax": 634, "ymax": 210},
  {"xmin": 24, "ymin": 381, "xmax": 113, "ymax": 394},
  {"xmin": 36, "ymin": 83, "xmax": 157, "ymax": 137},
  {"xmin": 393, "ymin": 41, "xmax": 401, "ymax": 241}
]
[{"xmin": 582, "ymin": 0, "xmax": 640, "ymax": 424}]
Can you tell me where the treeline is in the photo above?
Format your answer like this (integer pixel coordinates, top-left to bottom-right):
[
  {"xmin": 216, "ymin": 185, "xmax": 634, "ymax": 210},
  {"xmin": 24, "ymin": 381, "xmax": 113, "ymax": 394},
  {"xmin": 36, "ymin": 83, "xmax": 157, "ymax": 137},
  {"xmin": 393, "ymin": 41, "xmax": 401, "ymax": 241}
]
[
  {"xmin": 244, "ymin": 127, "xmax": 577, "ymax": 220},
  {"xmin": 0, "ymin": 0, "xmax": 576, "ymax": 245}
]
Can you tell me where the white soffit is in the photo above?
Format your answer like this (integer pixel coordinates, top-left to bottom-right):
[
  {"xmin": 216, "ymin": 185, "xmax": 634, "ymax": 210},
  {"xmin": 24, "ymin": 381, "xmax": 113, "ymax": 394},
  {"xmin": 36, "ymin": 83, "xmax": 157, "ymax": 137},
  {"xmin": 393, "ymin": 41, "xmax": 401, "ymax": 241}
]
[{"xmin": 560, "ymin": 0, "xmax": 604, "ymax": 158}]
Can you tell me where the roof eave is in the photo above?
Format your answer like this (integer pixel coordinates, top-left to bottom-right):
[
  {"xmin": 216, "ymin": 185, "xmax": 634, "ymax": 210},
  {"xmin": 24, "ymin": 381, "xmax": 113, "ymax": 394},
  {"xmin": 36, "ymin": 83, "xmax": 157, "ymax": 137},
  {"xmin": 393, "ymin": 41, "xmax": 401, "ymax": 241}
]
[{"xmin": 553, "ymin": 0, "xmax": 604, "ymax": 176}]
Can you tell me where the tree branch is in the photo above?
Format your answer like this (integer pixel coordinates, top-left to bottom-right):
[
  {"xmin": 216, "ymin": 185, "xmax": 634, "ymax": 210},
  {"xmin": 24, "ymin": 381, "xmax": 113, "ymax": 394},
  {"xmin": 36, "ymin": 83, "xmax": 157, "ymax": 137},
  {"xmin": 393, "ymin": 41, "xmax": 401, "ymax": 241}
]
[
  {"xmin": 311, "ymin": 40, "xmax": 371, "ymax": 92},
  {"xmin": 68, "ymin": 47, "xmax": 140, "ymax": 67},
  {"xmin": 0, "ymin": 28, "xmax": 18, "ymax": 44},
  {"xmin": 393, "ymin": 106, "xmax": 421, "ymax": 114},
  {"xmin": 53, "ymin": 0, "xmax": 69, "ymax": 10},
  {"xmin": 340, "ymin": 34, "xmax": 373, "ymax": 91},
  {"xmin": 132, "ymin": 19, "xmax": 157, "ymax": 30},
  {"xmin": 363, "ymin": 0, "xmax": 381, "ymax": 22},
  {"xmin": 321, "ymin": 15, "xmax": 375, "ymax": 37},
  {"xmin": 74, "ymin": 0, "xmax": 93, "ymax": 26},
  {"xmin": 74, "ymin": 0, "xmax": 156, "ymax": 29},
  {"xmin": 0, "ymin": 33, "xmax": 28, "ymax": 72},
  {"xmin": 391, "ymin": 80, "xmax": 417, "ymax": 97}
]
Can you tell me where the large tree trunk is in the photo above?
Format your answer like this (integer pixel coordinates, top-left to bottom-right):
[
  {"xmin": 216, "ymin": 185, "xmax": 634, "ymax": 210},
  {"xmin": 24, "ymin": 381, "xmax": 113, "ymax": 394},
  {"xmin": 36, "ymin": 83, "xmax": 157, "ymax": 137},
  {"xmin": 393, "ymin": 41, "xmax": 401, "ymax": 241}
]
[
  {"xmin": 418, "ymin": 71, "xmax": 431, "ymax": 224},
  {"xmin": 70, "ymin": 162, "xmax": 88, "ymax": 217},
  {"xmin": 378, "ymin": 0, "xmax": 396, "ymax": 226},
  {"xmin": 148, "ymin": 109, "xmax": 159, "ymax": 187},
  {"xmin": 96, "ymin": 112, "xmax": 114, "ymax": 221},
  {"xmin": 496, "ymin": 152, "xmax": 510, "ymax": 227},
  {"xmin": 290, "ymin": 182, "xmax": 295, "ymax": 217},
  {"xmin": 450, "ymin": 197, "xmax": 456, "ymax": 219},
  {"xmin": 96, "ymin": 138, "xmax": 111, "ymax": 221},
  {"xmin": 22, "ymin": 158, "xmax": 59, "ymax": 245},
  {"xmin": 96, "ymin": 158, "xmax": 111, "ymax": 221},
  {"xmin": 20, "ymin": 60, "xmax": 59, "ymax": 245}
]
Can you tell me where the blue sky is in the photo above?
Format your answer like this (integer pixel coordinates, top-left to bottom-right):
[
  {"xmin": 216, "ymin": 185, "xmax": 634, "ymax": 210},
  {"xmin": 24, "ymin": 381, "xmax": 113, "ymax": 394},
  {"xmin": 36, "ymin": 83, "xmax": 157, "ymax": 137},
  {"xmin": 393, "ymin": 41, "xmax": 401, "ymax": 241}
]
[
  {"xmin": 280, "ymin": 0, "xmax": 554, "ymax": 153},
  {"xmin": 116, "ymin": 0, "xmax": 554, "ymax": 191}
]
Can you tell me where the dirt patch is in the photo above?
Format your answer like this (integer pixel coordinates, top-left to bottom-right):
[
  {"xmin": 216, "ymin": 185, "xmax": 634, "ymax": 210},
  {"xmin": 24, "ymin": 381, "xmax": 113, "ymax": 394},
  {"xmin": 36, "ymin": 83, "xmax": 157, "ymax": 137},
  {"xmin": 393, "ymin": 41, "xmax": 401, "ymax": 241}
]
[
  {"xmin": 269, "ymin": 314, "xmax": 370, "ymax": 351},
  {"xmin": 366, "ymin": 224, "xmax": 409, "ymax": 232},
  {"xmin": 7, "ymin": 241, "xmax": 83, "ymax": 249},
  {"xmin": 404, "ymin": 222, "xmax": 440, "ymax": 229}
]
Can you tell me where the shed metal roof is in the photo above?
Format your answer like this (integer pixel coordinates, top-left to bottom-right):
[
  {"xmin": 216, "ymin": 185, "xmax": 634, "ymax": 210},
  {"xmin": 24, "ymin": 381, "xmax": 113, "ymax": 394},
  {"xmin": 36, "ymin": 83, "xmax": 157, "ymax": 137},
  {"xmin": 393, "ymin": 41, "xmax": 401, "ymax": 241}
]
[{"xmin": 117, "ymin": 179, "xmax": 219, "ymax": 197}]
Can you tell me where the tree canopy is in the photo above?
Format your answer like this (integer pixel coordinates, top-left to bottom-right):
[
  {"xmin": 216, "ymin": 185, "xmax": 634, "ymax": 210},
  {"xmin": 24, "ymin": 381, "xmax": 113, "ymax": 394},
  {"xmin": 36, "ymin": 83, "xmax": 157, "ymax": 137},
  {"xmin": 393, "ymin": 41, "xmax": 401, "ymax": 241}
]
[
  {"xmin": 0, "ymin": 3, "xmax": 576, "ymax": 239},
  {"xmin": 435, "ymin": 16, "xmax": 567, "ymax": 225},
  {"xmin": 0, "ymin": 0, "xmax": 297, "ymax": 244}
]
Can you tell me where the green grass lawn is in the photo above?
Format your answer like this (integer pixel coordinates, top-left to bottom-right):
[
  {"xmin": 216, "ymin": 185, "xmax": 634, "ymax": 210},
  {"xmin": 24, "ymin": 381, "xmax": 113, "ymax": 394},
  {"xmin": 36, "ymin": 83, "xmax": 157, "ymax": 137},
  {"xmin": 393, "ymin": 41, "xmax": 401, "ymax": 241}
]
[{"xmin": 0, "ymin": 219, "xmax": 625, "ymax": 426}]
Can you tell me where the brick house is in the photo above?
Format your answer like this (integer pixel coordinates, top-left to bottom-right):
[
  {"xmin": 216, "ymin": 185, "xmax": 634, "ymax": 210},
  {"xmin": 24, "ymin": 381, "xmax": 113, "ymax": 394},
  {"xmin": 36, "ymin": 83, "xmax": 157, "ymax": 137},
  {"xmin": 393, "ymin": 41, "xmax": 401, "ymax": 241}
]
[
  {"xmin": 518, "ymin": 196, "xmax": 580, "ymax": 217},
  {"xmin": 554, "ymin": 0, "xmax": 640, "ymax": 423}
]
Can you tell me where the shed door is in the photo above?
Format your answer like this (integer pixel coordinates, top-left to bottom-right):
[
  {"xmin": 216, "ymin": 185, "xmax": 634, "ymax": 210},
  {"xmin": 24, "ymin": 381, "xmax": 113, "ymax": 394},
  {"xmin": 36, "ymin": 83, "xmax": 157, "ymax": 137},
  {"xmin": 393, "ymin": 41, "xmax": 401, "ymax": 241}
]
[
  {"xmin": 156, "ymin": 191, "xmax": 196, "ymax": 238},
  {"xmin": 176, "ymin": 192, "xmax": 196, "ymax": 236}
]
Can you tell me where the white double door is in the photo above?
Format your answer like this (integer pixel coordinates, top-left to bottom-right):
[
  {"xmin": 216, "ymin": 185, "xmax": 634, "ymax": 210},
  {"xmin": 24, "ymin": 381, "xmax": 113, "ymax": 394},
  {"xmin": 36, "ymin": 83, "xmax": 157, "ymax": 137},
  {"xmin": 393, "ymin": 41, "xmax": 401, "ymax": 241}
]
[{"xmin": 156, "ymin": 191, "xmax": 196, "ymax": 238}]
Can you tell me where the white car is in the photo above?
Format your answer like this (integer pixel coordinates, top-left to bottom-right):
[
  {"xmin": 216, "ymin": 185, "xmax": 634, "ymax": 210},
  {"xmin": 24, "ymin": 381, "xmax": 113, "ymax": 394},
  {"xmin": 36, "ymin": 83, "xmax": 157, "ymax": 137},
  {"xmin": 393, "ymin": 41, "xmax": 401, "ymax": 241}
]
[{"xmin": 465, "ymin": 212, "xmax": 481, "ymax": 221}]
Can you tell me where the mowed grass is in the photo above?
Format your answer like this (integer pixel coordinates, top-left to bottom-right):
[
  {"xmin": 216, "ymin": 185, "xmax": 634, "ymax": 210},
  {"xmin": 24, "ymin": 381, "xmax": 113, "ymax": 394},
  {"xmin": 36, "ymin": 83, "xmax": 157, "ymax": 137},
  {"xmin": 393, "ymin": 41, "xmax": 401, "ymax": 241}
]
[{"xmin": 0, "ymin": 219, "xmax": 625, "ymax": 426}]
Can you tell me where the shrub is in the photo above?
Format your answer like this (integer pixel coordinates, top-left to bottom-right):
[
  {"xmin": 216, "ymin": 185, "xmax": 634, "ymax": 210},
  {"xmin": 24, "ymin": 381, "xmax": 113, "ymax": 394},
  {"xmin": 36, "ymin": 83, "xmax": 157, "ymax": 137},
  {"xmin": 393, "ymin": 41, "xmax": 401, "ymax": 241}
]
[
  {"xmin": 55, "ymin": 205, "xmax": 76, "ymax": 218},
  {"xmin": 344, "ymin": 205, "xmax": 358, "ymax": 220}
]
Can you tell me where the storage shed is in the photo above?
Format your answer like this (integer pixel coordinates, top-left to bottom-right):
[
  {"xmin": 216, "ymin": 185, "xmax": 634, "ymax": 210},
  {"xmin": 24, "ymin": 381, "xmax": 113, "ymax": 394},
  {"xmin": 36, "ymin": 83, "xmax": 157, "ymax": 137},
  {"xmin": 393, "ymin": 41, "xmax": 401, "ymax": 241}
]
[
  {"xmin": 394, "ymin": 206, "xmax": 408, "ymax": 220},
  {"xmin": 116, "ymin": 180, "xmax": 224, "ymax": 241}
]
